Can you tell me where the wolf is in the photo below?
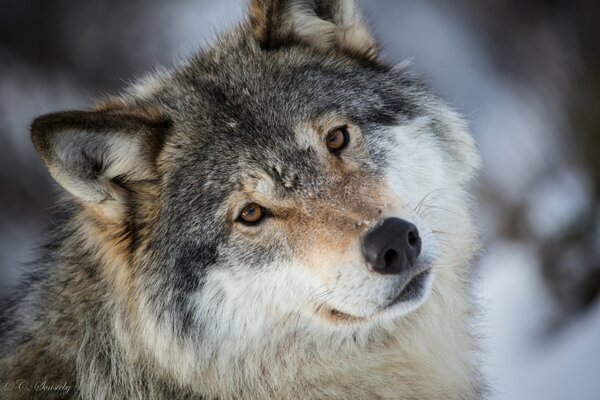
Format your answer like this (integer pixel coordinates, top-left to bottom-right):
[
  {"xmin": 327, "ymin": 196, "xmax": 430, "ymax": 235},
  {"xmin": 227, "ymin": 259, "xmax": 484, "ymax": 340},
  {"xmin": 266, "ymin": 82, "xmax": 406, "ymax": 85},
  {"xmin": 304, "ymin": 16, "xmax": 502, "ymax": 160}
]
[{"xmin": 0, "ymin": 0, "xmax": 482, "ymax": 399}]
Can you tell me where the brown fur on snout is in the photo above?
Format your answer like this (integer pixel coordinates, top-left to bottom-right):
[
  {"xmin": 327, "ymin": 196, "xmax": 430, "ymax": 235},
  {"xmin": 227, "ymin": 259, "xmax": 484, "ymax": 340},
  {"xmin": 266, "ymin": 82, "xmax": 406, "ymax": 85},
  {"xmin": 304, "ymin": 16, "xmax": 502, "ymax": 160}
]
[
  {"xmin": 284, "ymin": 179, "xmax": 395, "ymax": 268},
  {"xmin": 284, "ymin": 117, "xmax": 399, "ymax": 266}
]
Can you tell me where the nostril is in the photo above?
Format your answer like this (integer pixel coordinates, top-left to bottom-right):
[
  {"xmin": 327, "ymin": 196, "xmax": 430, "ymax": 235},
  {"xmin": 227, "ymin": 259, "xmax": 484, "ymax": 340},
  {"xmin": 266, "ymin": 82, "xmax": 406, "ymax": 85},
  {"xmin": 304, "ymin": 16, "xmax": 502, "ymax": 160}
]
[
  {"xmin": 406, "ymin": 227, "xmax": 422, "ymax": 259},
  {"xmin": 408, "ymin": 230, "xmax": 418, "ymax": 247},
  {"xmin": 383, "ymin": 249, "xmax": 399, "ymax": 267}
]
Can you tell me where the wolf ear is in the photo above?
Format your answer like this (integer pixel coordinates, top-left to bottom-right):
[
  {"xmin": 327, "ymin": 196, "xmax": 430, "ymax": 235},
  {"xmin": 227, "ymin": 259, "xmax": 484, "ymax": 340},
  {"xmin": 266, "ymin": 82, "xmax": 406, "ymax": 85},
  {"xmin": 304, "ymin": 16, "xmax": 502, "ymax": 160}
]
[
  {"xmin": 31, "ymin": 110, "xmax": 169, "ymax": 204},
  {"xmin": 249, "ymin": 0, "xmax": 377, "ymax": 60}
]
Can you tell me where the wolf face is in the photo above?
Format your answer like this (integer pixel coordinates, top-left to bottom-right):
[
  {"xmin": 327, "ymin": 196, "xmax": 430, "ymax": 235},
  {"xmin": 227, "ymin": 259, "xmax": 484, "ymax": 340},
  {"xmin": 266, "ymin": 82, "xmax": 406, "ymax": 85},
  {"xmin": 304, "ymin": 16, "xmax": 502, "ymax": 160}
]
[{"xmin": 24, "ymin": 0, "xmax": 481, "ymax": 398}]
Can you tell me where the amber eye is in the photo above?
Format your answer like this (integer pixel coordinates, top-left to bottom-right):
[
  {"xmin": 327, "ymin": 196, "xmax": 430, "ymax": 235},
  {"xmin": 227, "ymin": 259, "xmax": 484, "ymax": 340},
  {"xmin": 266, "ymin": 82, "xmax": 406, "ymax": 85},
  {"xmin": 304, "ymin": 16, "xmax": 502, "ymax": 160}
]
[
  {"xmin": 325, "ymin": 126, "xmax": 349, "ymax": 154},
  {"xmin": 238, "ymin": 203, "xmax": 267, "ymax": 225}
]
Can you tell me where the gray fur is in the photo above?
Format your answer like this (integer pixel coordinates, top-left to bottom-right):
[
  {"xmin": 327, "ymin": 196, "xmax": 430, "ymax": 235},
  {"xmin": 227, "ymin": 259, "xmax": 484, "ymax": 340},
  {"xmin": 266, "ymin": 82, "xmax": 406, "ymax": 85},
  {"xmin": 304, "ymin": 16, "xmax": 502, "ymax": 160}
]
[{"xmin": 0, "ymin": 1, "xmax": 483, "ymax": 399}]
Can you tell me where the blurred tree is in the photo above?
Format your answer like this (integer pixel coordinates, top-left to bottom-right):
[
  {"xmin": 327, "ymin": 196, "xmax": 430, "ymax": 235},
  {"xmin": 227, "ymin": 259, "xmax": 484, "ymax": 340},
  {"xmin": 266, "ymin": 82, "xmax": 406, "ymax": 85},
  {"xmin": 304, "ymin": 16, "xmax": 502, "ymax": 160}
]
[{"xmin": 461, "ymin": 0, "xmax": 600, "ymax": 326}]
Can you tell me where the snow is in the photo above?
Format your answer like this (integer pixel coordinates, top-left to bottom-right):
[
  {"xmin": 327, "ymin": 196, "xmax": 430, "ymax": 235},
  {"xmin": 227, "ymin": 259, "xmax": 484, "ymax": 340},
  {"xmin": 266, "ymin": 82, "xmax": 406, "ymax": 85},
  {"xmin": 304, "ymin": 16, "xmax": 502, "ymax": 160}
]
[{"xmin": 478, "ymin": 242, "xmax": 600, "ymax": 399}]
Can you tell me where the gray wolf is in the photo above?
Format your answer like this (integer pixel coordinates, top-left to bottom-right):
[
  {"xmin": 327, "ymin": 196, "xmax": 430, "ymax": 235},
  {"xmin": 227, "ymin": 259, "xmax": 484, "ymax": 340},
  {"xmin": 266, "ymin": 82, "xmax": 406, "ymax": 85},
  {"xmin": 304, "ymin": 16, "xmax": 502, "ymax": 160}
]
[{"xmin": 0, "ymin": 0, "xmax": 482, "ymax": 398}]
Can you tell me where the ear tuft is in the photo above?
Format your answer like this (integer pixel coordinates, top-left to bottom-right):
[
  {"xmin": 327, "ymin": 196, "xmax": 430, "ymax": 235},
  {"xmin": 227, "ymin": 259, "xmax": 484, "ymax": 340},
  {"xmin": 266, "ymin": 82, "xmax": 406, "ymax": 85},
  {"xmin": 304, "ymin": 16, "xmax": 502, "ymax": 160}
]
[
  {"xmin": 31, "ymin": 110, "xmax": 169, "ymax": 203},
  {"xmin": 249, "ymin": 0, "xmax": 377, "ymax": 61}
]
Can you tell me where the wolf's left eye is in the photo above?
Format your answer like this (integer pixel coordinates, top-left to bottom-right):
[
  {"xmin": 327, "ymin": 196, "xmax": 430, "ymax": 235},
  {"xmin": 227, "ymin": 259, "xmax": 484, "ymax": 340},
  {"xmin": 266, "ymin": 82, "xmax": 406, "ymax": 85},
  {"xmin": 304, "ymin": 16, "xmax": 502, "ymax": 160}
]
[
  {"xmin": 326, "ymin": 126, "xmax": 349, "ymax": 155},
  {"xmin": 237, "ymin": 203, "xmax": 267, "ymax": 225}
]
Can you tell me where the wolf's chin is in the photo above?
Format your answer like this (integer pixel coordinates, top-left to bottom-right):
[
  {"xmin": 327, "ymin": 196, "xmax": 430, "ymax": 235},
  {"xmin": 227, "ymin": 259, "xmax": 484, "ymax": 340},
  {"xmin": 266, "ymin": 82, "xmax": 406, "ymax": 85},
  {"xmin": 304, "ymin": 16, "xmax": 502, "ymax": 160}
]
[{"xmin": 316, "ymin": 269, "xmax": 435, "ymax": 325}]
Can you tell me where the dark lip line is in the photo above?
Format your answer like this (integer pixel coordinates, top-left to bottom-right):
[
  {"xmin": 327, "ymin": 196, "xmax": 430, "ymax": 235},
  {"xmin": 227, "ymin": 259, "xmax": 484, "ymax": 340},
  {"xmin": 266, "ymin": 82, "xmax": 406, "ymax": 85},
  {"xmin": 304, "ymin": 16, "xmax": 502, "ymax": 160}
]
[
  {"xmin": 385, "ymin": 268, "xmax": 432, "ymax": 309},
  {"xmin": 317, "ymin": 268, "xmax": 432, "ymax": 323}
]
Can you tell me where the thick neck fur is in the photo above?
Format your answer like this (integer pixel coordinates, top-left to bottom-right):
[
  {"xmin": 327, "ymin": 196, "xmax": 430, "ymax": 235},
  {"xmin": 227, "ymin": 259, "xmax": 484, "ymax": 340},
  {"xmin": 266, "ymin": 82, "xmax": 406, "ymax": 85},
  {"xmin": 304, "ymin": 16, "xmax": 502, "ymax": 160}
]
[{"xmin": 183, "ymin": 247, "xmax": 481, "ymax": 400}]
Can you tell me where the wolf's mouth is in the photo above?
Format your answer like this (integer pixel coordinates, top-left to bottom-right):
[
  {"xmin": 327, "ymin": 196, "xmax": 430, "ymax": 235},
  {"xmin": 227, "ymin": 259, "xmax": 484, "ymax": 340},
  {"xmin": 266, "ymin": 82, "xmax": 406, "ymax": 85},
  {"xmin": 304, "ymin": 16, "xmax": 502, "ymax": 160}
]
[
  {"xmin": 386, "ymin": 269, "xmax": 431, "ymax": 307},
  {"xmin": 317, "ymin": 269, "xmax": 432, "ymax": 324}
]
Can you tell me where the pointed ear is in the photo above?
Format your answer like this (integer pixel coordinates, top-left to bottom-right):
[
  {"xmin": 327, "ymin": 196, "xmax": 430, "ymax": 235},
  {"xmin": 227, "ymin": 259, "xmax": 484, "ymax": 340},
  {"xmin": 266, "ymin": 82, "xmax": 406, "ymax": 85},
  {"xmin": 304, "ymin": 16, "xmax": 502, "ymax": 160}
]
[
  {"xmin": 249, "ymin": 0, "xmax": 377, "ymax": 61},
  {"xmin": 31, "ymin": 110, "xmax": 170, "ymax": 203}
]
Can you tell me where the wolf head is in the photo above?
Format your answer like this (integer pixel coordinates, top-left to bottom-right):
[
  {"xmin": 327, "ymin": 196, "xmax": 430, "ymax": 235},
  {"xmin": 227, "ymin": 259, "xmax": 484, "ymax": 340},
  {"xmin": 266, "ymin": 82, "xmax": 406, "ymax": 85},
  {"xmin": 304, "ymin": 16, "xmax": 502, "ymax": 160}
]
[{"xmin": 31, "ymin": 0, "xmax": 480, "ymax": 395}]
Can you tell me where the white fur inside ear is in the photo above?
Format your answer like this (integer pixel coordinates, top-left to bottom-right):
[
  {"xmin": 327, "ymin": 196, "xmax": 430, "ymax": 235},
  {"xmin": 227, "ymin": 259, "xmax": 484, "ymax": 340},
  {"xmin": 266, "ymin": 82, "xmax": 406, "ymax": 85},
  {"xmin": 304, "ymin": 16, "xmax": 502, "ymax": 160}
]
[
  {"xmin": 50, "ymin": 130, "xmax": 154, "ymax": 204},
  {"xmin": 289, "ymin": 2, "xmax": 338, "ymax": 48},
  {"xmin": 48, "ymin": 164, "xmax": 111, "ymax": 204},
  {"xmin": 104, "ymin": 135, "xmax": 155, "ymax": 182},
  {"xmin": 288, "ymin": 0, "xmax": 376, "ymax": 56}
]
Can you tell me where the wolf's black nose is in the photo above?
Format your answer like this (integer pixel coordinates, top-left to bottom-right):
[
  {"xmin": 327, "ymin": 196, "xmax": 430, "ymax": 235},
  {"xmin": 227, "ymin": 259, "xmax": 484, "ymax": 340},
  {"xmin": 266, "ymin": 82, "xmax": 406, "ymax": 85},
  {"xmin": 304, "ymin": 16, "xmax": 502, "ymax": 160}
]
[{"xmin": 362, "ymin": 218, "xmax": 422, "ymax": 275}]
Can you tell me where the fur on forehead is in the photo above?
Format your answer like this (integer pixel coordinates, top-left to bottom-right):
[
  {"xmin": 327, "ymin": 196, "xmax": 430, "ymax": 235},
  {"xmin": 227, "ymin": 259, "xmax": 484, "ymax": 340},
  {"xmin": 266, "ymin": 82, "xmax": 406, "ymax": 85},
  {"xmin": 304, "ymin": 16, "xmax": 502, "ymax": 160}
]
[{"xmin": 248, "ymin": 0, "xmax": 377, "ymax": 61}]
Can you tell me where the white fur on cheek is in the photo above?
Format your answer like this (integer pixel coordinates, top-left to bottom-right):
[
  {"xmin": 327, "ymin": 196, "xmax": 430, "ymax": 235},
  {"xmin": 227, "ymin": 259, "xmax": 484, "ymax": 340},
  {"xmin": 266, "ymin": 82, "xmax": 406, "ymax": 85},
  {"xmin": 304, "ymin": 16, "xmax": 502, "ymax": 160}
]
[
  {"xmin": 382, "ymin": 118, "xmax": 478, "ymax": 294},
  {"xmin": 384, "ymin": 119, "xmax": 447, "ymax": 210}
]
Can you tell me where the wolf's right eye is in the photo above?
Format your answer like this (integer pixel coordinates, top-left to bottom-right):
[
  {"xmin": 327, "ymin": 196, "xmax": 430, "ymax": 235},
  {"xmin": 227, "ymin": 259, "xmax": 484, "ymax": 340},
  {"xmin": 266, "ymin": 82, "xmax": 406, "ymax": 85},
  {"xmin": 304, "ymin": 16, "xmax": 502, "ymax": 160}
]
[
  {"xmin": 237, "ymin": 203, "xmax": 267, "ymax": 225},
  {"xmin": 326, "ymin": 126, "xmax": 349, "ymax": 155}
]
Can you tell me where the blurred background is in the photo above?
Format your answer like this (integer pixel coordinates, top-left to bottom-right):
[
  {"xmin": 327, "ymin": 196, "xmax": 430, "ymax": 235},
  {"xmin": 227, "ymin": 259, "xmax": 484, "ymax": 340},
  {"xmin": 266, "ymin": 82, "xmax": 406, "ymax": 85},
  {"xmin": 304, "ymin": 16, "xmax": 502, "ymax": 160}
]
[{"xmin": 0, "ymin": 0, "xmax": 598, "ymax": 398}]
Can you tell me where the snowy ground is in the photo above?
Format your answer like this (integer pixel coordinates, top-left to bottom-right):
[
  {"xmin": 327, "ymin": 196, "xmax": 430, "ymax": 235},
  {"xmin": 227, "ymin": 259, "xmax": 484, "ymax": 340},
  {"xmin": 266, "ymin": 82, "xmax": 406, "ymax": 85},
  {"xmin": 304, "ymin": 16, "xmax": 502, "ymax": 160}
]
[{"xmin": 478, "ymin": 242, "xmax": 600, "ymax": 400}]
